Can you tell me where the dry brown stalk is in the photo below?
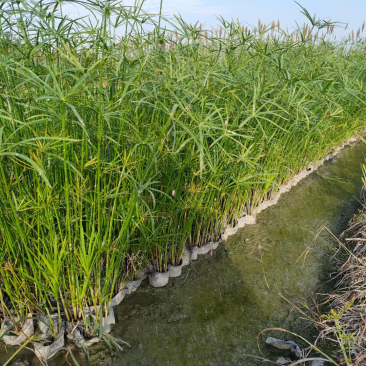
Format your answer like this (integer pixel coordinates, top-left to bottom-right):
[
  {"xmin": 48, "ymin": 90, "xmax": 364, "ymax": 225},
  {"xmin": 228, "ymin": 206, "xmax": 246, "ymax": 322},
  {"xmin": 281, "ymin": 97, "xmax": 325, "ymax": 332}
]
[{"xmin": 312, "ymin": 211, "xmax": 366, "ymax": 364}]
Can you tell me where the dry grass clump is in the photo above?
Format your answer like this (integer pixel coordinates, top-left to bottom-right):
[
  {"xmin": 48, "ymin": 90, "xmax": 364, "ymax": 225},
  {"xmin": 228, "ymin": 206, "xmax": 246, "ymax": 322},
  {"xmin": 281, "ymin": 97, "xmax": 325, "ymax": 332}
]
[
  {"xmin": 261, "ymin": 182, "xmax": 366, "ymax": 365},
  {"xmin": 314, "ymin": 209, "xmax": 366, "ymax": 365}
]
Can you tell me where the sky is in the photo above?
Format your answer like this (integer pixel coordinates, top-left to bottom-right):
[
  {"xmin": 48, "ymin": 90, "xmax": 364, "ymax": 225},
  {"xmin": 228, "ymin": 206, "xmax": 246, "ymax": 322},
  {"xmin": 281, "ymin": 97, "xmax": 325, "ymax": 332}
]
[
  {"xmin": 149, "ymin": 0, "xmax": 365, "ymax": 34},
  {"xmin": 64, "ymin": 0, "xmax": 366, "ymax": 37}
]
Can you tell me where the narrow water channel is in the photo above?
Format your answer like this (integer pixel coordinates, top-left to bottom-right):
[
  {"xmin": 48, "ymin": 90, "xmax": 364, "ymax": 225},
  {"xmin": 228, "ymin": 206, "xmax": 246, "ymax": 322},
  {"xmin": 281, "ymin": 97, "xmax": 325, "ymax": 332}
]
[{"xmin": 4, "ymin": 142, "xmax": 366, "ymax": 365}]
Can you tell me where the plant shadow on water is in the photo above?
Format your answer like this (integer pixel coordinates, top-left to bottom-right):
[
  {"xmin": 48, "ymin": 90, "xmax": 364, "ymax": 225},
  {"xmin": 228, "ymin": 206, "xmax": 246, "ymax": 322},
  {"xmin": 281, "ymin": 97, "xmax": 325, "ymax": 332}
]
[{"xmin": 3, "ymin": 143, "xmax": 366, "ymax": 365}]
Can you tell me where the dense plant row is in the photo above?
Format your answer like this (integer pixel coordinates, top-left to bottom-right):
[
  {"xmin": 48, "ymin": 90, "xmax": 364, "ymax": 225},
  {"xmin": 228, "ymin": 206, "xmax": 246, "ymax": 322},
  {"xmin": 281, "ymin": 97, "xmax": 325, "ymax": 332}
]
[{"xmin": 0, "ymin": 0, "xmax": 366, "ymax": 338}]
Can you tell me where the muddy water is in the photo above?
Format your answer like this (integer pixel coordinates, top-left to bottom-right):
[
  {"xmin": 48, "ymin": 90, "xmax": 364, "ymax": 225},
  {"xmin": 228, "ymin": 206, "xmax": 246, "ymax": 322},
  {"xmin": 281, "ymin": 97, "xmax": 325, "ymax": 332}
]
[{"xmin": 4, "ymin": 142, "xmax": 366, "ymax": 365}]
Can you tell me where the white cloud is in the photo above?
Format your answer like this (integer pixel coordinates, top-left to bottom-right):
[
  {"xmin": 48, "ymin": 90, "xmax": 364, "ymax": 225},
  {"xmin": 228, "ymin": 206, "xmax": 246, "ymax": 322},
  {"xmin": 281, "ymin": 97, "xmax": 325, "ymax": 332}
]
[
  {"xmin": 125, "ymin": 0, "xmax": 231, "ymax": 16},
  {"xmin": 62, "ymin": 0, "xmax": 232, "ymax": 29}
]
